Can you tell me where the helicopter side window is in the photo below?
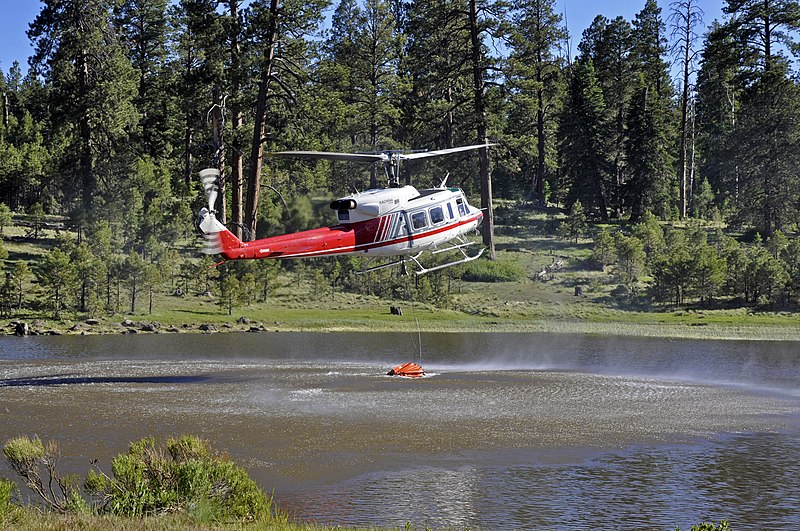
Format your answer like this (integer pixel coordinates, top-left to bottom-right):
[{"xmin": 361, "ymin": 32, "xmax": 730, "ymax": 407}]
[
  {"xmin": 430, "ymin": 206, "xmax": 444, "ymax": 224},
  {"xmin": 456, "ymin": 198, "xmax": 467, "ymax": 217},
  {"xmin": 411, "ymin": 211, "xmax": 428, "ymax": 231},
  {"xmin": 447, "ymin": 203, "xmax": 454, "ymax": 219},
  {"xmin": 338, "ymin": 209, "xmax": 350, "ymax": 221}
]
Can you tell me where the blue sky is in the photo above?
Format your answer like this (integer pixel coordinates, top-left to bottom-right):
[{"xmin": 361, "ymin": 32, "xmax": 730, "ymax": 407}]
[{"xmin": 1, "ymin": 0, "xmax": 724, "ymax": 76}]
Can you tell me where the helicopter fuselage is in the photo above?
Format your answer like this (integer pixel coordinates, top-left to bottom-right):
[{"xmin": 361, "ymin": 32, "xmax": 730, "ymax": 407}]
[{"xmin": 214, "ymin": 185, "xmax": 483, "ymax": 261}]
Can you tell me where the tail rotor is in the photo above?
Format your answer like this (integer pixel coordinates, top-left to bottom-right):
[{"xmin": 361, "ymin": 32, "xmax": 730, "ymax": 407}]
[
  {"xmin": 200, "ymin": 168, "xmax": 220, "ymax": 214},
  {"xmin": 198, "ymin": 168, "xmax": 227, "ymax": 255}
]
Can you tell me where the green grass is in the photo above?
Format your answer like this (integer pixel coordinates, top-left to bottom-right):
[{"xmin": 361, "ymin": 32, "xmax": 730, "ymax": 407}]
[{"xmin": 0, "ymin": 507, "xmax": 408, "ymax": 530}]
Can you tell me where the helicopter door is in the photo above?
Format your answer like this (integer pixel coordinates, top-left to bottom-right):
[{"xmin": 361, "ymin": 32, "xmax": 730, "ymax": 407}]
[{"xmin": 392, "ymin": 212, "xmax": 413, "ymax": 248}]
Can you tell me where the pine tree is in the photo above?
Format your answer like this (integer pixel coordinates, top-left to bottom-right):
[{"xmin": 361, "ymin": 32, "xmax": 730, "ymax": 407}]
[
  {"xmin": 506, "ymin": 0, "xmax": 567, "ymax": 205},
  {"xmin": 114, "ymin": 0, "xmax": 173, "ymax": 160},
  {"xmin": 324, "ymin": 0, "xmax": 406, "ymax": 187},
  {"xmin": 730, "ymin": 70, "xmax": 800, "ymax": 235},
  {"xmin": 558, "ymin": 59, "xmax": 610, "ymax": 219},
  {"xmin": 27, "ymin": 0, "xmax": 138, "ymax": 219},
  {"xmin": 558, "ymin": 199, "xmax": 588, "ymax": 243},
  {"xmin": 404, "ymin": 0, "xmax": 473, "ymax": 152},
  {"xmin": 723, "ymin": 0, "xmax": 800, "ymax": 76},
  {"xmin": 172, "ymin": 0, "xmax": 227, "ymax": 194},
  {"xmin": 468, "ymin": 0, "xmax": 502, "ymax": 258},
  {"xmin": 35, "ymin": 248, "xmax": 76, "ymax": 318},
  {"xmin": 625, "ymin": 75, "xmax": 672, "ymax": 221},
  {"xmin": 695, "ymin": 22, "xmax": 742, "ymax": 211},
  {"xmin": 578, "ymin": 16, "xmax": 635, "ymax": 215},
  {"xmin": 711, "ymin": 0, "xmax": 800, "ymax": 235}
]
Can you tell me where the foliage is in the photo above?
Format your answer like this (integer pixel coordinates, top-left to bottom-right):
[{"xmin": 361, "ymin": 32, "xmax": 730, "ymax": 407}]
[
  {"xmin": 591, "ymin": 228, "xmax": 617, "ymax": 269},
  {"xmin": 557, "ymin": 200, "xmax": 588, "ymax": 243},
  {"xmin": 0, "ymin": 203, "xmax": 11, "ymax": 234},
  {"xmin": 457, "ymin": 258, "xmax": 526, "ymax": 283},
  {"xmin": 613, "ymin": 233, "xmax": 646, "ymax": 290},
  {"xmin": 681, "ymin": 521, "xmax": 731, "ymax": 531},
  {"xmin": 90, "ymin": 435, "xmax": 271, "ymax": 520},
  {"xmin": 2, "ymin": 436, "xmax": 86, "ymax": 514},
  {"xmin": 2, "ymin": 435, "xmax": 275, "ymax": 524},
  {"xmin": 0, "ymin": 478, "xmax": 13, "ymax": 515}
]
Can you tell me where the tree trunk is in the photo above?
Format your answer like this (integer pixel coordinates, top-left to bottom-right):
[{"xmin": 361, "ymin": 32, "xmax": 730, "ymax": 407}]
[
  {"xmin": 229, "ymin": 0, "xmax": 244, "ymax": 240},
  {"xmin": 534, "ymin": 31, "xmax": 546, "ymax": 206},
  {"xmin": 183, "ymin": 45, "xmax": 194, "ymax": 190},
  {"xmin": 535, "ymin": 87, "xmax": 546, "ymax": 206},
  {"xmin": 370, "ymin": 120, "xmax": 379, "ymax": 188},
  {"xmin": 130, "ymin": 278, "xmax": 137, "ymax": 314},
  {"xmin": 80, "ymin": 279, "xmax": 87, "ymax": 313},
  {"xmin": 468, "ymin": 0, "xmax": 495, "ymax": 259},
  {"xmin": 677, "ymin": 0, "xmax": 692, "ymax": 220},
  {"xmin": 244, "ymin": 0, "xmax": 280, "ymax": 241},
  {"xmin": 1, "ymin": 91, "xmax": 8, "ymax": 128},
  {"xmin": 78, "ymin": 49, "xmax": 94, "ymax": 213},
  {"xmin": 211, "ymin": 85, "xmax": 227, "ymax": 224}
]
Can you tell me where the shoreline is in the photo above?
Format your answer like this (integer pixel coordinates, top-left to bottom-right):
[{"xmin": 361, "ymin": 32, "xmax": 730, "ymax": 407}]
[{"xmin": 5, "ymin": 314, "xmax": 800, "ymax": 342}]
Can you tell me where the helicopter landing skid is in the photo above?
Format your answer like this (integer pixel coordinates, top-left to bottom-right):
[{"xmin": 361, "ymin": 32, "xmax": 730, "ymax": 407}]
[
  {"xmin": 410, "ymin": 246, "xmax": 484, "ymax": 275},
  {"xmin": 355, "ymin": 252, "xmax": 425, "ymax": 275},
  {"xmin": 356, "ymin": 239, "xmax": 484, "ymax": 276}
]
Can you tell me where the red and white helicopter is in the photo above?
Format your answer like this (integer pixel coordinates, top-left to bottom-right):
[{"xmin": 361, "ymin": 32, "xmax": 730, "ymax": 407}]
[{"xmin": 198, "ymin": 144, "xmax": 491, "ymax": 275}]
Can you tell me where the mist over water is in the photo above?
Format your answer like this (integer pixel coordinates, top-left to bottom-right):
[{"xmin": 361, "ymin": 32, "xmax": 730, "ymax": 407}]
[{"xmin": 1, "ymin": 332, "xmax": 798, "ymax": 528}]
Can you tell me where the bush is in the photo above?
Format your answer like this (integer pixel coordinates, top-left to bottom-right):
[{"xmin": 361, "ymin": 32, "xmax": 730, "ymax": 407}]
[
  {"xmin": 458, "ymin": 259, "xmax": 526, "ymax": 282},
  {"xmin": 0, "ymin": 478, "xmax": 14, "ymax": 515},
  {"xmin": 679, "ymin": 521, "xmax": 731, "ymax": 531},
  {"xmin": 3, "ymin": 435, "xmax": 275, "ymax": 524},
  {"xmin": 96, "ymin": 435, "xmax": 271, "ymax": 521}
]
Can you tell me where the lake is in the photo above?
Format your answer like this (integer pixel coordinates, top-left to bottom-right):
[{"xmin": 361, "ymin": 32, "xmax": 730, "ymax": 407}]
[{"xmin": 1, "ymin": 331, "xmax": 798, "ymax": 528}]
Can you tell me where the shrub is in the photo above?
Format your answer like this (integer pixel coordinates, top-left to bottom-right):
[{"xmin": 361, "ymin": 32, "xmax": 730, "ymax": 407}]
[
  {"xmin": 0, "ymin": 478, "xmax": 14, "ymax": 515},
  {"xmin": 3, "ymin": 436, "xmax": 78, "ymax": 513},
  {"xmin": 458, "ymin": 259, "xmax": 526, "ymax": 282},
  {"xmin": 95, "ymin": 435, "xmax": 271, "ymax": 521},
  {"xmin": 4, "ymin": 435, "xmax": 275, "ymax": 524},
  {"xmin": 678, "ymin": 521, "xmax": 731, "ymax": 531}
]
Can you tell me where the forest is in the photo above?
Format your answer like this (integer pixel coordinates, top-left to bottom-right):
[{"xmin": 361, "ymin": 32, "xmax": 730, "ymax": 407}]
[{"xmin": 1, "ymin": 0, "xmax": 800, "ymax": 322}]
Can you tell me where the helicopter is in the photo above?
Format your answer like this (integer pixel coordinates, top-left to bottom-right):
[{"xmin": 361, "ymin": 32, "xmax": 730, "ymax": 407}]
[{"xmin": 198, "ymin": 143, "xmax": 491, "ymax": 275}]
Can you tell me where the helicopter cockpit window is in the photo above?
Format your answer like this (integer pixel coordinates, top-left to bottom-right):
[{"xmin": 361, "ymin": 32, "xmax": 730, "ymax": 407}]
[
  {"xmin": 411, "ymin": 211, "xmax": 428, "ymax": 230},
  {"xmin": 456, "ymin": 198, "xmax": 467, "ymax": 216},
  {"xmin": 338, "ymin": 209, "xmax": 350, "ymax": 221},
  {"xmin": 430, "ymin": 206, "xmax": 444, "ymax": 224}
]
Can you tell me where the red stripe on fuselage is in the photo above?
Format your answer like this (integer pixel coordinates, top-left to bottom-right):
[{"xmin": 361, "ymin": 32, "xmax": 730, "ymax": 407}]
[{"xmin": 220, "ymin": 211, "xmax": 482, "ymax": 261}]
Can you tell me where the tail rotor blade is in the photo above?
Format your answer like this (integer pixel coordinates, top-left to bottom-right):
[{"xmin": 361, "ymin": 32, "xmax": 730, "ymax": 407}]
[{"xmin": 199, "ymin": 168, "xmax": 220, "ymax": 213}]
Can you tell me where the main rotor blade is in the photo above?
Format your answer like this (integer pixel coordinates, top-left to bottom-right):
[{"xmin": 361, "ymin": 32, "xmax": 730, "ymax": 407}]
[
  {"xmin": 398, "ymin": 143, "xmax": 496, "ymax": 161},
  {"xmin": 268, "ymin": 150, "xmax": 387, "ymax": 163}
]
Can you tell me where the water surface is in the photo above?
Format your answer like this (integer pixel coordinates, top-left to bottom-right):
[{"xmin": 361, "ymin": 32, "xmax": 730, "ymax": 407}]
[{"xmin": 1, "ymin": 332, "xmax": 798, "ymax": 528}]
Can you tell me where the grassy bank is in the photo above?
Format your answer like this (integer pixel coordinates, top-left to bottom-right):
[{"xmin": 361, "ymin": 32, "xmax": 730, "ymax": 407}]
[
  {"xmin": 0, "ymin": 509, "xmax": 348, "ymax": 531},
  {"xmin": 5, "ymin": 288, "xmax": 800, "ymax": 340},
  {"xmin": 2, "ymin": 208, "xmax": 799, "ymax": 341}
]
